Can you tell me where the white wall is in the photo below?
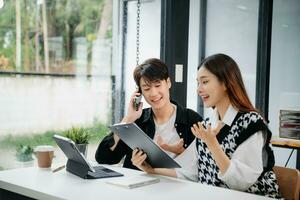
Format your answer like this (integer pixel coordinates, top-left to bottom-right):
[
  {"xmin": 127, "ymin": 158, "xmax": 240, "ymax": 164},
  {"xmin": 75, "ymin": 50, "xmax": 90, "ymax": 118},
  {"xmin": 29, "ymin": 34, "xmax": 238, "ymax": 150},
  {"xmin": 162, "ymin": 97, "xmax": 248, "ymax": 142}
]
[
  {"xmin": 0, "ymin": 76, "xmax": 111, "ymax": 135},
  {"xmin": 123, "ymin": 0, "xmax": 161, "ymax": 114},
  {"xmin": 187, "ymin": 0, "xmax": 200, "ymax": 111}
]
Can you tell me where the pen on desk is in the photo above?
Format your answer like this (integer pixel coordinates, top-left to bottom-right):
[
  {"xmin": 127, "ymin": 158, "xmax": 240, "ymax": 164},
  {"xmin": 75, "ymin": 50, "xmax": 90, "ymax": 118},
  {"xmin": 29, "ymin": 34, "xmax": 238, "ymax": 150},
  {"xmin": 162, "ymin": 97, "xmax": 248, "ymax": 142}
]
[{"xmin": 52, "ymin": 165, "xmax": 65, "ymax": 173}]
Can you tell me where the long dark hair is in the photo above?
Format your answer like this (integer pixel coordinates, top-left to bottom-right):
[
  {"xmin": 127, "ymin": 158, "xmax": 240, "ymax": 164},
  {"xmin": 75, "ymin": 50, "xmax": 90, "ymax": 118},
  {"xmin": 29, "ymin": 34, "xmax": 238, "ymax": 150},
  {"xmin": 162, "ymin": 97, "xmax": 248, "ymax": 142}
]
[{"xmin": 198, "ymin": 53, "xmax": 257, "ymax": 113}]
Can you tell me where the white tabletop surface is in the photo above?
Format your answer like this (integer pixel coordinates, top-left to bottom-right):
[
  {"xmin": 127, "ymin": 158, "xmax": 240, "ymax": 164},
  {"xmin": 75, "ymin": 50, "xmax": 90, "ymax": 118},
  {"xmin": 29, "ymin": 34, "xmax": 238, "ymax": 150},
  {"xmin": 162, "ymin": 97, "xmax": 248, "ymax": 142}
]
[{"xmin": 0, "ymin": 165, "xmax": 272, "ymax": 200}]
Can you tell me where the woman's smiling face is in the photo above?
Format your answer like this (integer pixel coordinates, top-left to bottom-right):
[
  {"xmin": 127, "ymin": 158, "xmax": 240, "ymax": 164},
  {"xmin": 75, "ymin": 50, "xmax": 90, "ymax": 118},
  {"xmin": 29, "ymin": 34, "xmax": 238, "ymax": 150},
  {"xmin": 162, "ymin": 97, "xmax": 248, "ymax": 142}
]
[{"xmin": 197, "ymin": 67, "xmax": 227, "ymax": 108}]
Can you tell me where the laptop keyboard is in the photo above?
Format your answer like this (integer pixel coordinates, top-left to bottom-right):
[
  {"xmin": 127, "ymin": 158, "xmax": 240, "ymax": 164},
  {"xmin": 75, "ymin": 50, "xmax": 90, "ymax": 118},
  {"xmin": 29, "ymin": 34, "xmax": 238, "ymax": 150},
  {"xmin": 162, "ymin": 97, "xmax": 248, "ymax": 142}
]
[
  {"xmin": 89, "ymin": 166, "xmax": 122, "ymax": 178},
  {"xmin": 94, "ymin": 166, "xmax": 115, "ymax": 173}
]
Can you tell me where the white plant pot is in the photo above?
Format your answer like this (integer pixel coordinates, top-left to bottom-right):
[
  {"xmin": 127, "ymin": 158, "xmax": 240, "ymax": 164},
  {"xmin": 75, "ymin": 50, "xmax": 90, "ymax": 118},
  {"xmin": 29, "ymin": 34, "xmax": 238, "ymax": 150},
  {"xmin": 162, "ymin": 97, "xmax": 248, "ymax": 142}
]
[{"xmin": 15, "ymin": 159, "xmax": 35, "ymax": 168}]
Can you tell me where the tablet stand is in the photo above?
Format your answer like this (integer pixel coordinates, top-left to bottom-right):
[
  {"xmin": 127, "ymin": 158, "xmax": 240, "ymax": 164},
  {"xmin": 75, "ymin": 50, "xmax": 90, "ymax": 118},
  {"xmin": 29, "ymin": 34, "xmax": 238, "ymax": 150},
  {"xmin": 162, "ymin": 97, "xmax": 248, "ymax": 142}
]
[{"xmin": 66, "ymin": 159, "xmax": 89, "ymax": 179}]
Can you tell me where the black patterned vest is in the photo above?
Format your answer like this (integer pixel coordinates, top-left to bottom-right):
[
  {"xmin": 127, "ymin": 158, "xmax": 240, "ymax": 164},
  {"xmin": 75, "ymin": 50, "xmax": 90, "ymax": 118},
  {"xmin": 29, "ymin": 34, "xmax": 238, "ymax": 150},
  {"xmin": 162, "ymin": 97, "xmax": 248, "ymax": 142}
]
[{"xmin": 196, "ymin": 111, "xmax": 281, "ymax": 199}]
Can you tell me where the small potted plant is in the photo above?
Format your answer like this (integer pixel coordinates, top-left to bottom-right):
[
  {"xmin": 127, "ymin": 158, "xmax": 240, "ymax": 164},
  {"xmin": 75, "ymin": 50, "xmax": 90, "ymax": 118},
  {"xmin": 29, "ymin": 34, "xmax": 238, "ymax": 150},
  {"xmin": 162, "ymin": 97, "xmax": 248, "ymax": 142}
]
[
  {"xmin": 16, "ymin": 145, "xmax": 34, "ymax": 162},
  {"xmin": 15, "ymin": 145, "xmax": 34, "ymax": 168},
  {"xmin": 64, "ymin": 127, "xmax": 90, "ymax": 157}
]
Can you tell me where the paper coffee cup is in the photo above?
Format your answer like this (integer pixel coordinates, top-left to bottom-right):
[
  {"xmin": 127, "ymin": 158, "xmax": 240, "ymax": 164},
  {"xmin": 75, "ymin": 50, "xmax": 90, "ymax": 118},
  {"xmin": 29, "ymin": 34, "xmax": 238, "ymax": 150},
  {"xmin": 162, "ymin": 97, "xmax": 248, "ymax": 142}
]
[{"xmin": 35, "ymin": 145, "xmax": 54, "ymax": 168}]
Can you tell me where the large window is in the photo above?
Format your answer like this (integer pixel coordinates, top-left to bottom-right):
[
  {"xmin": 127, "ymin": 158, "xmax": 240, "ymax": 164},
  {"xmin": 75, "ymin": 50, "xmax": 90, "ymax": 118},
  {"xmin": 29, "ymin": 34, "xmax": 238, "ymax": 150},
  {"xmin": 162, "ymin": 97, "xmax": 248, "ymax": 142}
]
[
  {"xmin": 0, "ymin": 0, "xmax": 111, "ymax": 75},
  {"xmin": 0, "ymin": 0, "xmax": 113, "ymax": 170},
  {"xmin": 187, "ymin": 0, "xmax": 259, "ymax": 117},
  {"xmin": 269, "ymin": 0, "xmax": 300, "ymax": 167}
]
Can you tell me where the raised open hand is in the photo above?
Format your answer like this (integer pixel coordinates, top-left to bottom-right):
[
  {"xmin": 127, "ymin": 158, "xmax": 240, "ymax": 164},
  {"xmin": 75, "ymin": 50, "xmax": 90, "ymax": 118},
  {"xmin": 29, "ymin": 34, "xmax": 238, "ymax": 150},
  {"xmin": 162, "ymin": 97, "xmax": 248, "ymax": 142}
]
[
  {"xmin": 155, "ymin": 135, "xmax": 184, "ymax": 155},
  {"xmin": 191, "ymin": 120, "xmax": 223, "ymax": 147}
]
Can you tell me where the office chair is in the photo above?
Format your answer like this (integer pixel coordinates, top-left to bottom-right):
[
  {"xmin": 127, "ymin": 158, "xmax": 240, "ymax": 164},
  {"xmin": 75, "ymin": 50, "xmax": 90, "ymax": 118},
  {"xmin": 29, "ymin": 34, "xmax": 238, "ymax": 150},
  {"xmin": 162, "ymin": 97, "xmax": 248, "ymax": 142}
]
[{"xmin": 273, "ymin": 166, "xmax": 300, "ymax": 200}]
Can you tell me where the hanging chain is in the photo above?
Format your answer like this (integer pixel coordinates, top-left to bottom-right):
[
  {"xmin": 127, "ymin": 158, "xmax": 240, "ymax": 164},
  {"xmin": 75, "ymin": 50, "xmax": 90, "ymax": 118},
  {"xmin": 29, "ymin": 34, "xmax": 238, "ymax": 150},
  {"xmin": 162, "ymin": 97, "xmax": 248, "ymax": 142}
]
[{"xmin": 136, "ymin": 0, "xmax": 141, "ymax": 66}]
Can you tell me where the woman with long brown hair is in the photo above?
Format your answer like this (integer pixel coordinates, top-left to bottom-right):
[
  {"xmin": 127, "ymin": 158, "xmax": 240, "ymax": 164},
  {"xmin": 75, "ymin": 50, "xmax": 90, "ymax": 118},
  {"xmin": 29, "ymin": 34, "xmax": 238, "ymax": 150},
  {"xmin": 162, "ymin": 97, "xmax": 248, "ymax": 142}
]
[{"xmin": 131, "ymin": 54, "xmax": 281, "ymax": 198}]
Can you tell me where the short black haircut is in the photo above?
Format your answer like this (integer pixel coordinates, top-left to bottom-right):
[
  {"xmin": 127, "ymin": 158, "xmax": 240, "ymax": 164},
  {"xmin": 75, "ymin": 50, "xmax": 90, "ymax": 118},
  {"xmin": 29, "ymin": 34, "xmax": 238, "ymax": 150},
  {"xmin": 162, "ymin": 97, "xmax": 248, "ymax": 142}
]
[{"xmin": 133, "ymin": 58, "xmax": 169, "ymax": 90}]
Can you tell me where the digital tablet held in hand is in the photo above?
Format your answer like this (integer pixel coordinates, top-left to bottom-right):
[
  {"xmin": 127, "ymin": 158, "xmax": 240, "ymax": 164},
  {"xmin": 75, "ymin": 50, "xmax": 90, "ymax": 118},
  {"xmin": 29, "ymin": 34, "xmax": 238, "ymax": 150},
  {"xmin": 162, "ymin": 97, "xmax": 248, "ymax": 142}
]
[{"xmin": 110, "ymin": 123, "xmax": 181, "ymax": 168}]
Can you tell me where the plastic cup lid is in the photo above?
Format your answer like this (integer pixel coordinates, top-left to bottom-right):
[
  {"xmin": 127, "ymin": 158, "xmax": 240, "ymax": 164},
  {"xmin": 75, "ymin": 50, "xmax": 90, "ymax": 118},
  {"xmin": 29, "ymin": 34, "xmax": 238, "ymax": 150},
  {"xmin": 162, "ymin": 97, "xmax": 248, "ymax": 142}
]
[{"xmin": 35, "ymin": 145, "xmax": 54, "ymax": 152}]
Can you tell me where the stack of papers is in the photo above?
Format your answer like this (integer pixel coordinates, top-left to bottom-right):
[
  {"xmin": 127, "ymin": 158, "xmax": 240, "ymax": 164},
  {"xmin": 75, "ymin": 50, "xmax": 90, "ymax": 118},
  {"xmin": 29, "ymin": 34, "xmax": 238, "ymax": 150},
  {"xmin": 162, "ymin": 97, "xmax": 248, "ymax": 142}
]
[{"xmin": 106, "ymin": 175, "xmax": 160, "ymax": 189}]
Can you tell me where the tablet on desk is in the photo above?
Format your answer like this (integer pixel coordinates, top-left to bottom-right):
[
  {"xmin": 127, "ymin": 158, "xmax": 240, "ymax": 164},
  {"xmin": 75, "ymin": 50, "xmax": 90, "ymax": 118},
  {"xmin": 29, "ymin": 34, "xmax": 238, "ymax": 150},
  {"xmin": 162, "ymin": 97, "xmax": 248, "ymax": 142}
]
[
  {"xmin": 110, "ymin": 123, "xmax": 181, "ymax": 168},
  {"xmin": 53, "ymin": 134, "xmax": 123, "ymax": 179}
]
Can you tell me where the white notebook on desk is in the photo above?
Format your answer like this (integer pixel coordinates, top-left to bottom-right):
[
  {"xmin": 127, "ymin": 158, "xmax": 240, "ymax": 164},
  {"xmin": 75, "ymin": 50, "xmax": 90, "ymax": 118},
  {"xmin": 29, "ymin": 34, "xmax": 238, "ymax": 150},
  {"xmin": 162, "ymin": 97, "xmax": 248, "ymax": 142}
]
[{"xmin": 106, "ymin": 175, "xmax": 160, "ymax": 189}]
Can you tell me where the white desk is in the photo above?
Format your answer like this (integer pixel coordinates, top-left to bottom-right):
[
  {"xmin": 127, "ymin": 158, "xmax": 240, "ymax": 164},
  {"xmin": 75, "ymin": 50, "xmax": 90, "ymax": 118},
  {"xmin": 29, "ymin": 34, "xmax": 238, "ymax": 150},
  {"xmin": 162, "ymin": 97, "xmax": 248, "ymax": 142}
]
[{"xmin": 0, "ymin": 165, "xmax": 272, "ymax": 200}]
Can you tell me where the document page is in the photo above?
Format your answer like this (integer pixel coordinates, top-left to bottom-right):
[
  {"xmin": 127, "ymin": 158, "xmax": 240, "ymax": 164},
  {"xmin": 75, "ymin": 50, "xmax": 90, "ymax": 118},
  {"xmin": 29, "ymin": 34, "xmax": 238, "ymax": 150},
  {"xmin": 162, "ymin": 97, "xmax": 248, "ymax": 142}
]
[{"xmin": 106, "ymin": 175, "xmax": 160, "ymax": 189}]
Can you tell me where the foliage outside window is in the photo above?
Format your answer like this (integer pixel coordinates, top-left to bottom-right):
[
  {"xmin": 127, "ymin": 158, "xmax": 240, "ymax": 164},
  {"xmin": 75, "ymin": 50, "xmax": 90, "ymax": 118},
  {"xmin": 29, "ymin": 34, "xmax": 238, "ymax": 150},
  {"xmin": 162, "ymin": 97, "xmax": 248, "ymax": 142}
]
[{"xmin": 0, "ymin": 0, "xmax": 112, "ymax": 75}]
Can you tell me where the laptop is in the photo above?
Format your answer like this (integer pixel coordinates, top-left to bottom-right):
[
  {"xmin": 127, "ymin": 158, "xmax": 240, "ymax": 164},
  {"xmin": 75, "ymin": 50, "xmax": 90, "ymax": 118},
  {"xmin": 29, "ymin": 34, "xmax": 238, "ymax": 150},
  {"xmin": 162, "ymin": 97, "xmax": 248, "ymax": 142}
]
[{"xmin": 53, "ymin": 134, "xmax": 123, "ymax": 179}]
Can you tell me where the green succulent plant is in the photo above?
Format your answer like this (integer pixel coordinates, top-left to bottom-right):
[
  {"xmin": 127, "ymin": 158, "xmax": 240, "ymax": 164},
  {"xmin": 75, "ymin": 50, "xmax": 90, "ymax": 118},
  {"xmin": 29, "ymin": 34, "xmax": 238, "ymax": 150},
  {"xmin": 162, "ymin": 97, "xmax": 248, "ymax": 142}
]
[
  {"xmin": 16, "ymin": 145, "xmax": 34, "ymax": 162},
  {"xmin": 64, "ymin": 127, "xmax": 90, "ymax": 144}
]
